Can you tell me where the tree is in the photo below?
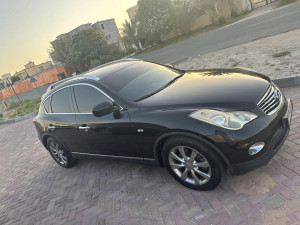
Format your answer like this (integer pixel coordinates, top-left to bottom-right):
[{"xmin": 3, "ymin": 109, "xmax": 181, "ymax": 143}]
[
  {"xmin": 64, "ymin": 51, "xmax": 82, "ymax": 72},
  {"xmin": 171, "ymin": 0, "xmax": 196, "ymax": 34},
  {"xmin": 227, "ymin": 0, "xmax": 239, "ymax": 17},
  {"xmin": 72, "ymin": 28, "xmax": 108, "ymax": 64},
  {"xmin": 10, "ymin": 76, "xmax": 21, "ymax": 84},
  {"xmin": 49, "ymin": 38, "xmax": 72, "ymax": 64},
  {"xmin": 100, "ymin": 44, "xmax": 124, "ymax": 64},
  {"xmin": 192, "ymin": 0, "xmax": 219, "ymax": 23},
  {"xmin": 136, "ymin": 0, "xmax": 173, "ymax": 44},
  {"xmin": 121, "ymin": 19, "xmax": 141, "ymax": 52}
]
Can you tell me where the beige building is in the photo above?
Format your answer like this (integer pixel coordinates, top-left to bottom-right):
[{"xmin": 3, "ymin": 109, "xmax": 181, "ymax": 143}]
[
  {"xmin": 0, "ymin": 73, "xmax": 12, "ymax": 88},
  {"xmin": 126, "ymin": 5, "xmax": 139, "ymax": 22},
  {"xmin": 14, "ymin": 61, "xmax": 52, "ymax": 79},
  {"xmin": 0, "ymin": 79, "xmax": 5, "ymax": 89}
]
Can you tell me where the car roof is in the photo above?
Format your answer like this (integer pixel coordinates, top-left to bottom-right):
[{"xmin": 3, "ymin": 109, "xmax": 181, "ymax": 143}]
[
  {"xmin": 85, "ymin": 60, "xmax": 140, "ymax": 79},
  {"xmin": 45, "ymin": 58, "xmax": 142, "ymax": 93}
]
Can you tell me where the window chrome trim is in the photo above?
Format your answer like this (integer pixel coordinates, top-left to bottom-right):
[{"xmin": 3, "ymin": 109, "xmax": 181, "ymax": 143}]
[
  {"xmin": 71, "ymin": 152, "xmax": 155, "ymax": 161},
  {"xmin": 267, "ymin": 93, "xmax": 284, "ymax": 115},
  {"xmin": 42, "ymin": 83, "xmax": 123, "ymax": 114}
]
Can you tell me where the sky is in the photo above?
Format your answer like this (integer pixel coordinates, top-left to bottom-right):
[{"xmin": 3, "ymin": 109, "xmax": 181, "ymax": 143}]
[{"xmin": 0, "ymin": 0, "xmax": 138, "ymax": 76}]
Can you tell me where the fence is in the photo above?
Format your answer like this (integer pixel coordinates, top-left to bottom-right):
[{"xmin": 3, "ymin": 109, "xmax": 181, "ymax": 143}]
[{"xmin": 0, "ymin": 65, "xmax": 72, "ymax": 103}]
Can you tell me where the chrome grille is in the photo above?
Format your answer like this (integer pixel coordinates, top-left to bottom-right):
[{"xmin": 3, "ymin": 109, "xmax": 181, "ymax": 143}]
[{"xmin": 257, "ymin": 84, "xmax": 282, "ymax": 115}]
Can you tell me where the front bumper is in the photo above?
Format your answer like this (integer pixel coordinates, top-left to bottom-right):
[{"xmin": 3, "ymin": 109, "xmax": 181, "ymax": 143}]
[{"xmin": 229, "ymin": 98, "xmax": 293, "ymax": 175}]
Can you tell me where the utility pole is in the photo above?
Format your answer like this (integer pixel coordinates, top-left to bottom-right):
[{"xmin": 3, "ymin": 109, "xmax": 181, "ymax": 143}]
[
  {"xmin": 5, "ymin": 78, "xmax": 22, "ymax": 103},
  {"xmin": 30, "ymin": 76, "xmax": 41, "ymax": 96}
]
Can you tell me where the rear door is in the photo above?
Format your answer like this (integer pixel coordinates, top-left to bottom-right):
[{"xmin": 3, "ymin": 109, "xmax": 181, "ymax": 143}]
[
  {"xmin": 72, "ymin": 84, "xmax": 141, "ymax": 157},
  {"xmin": 43, "ymin": 86, "xmax": 79, "ymax": 152}
]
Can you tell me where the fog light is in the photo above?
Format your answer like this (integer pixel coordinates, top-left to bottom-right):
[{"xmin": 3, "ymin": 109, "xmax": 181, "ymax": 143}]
[{"xmin": 248, "ymin": 142, "xmax": 265, "ymax": 155}]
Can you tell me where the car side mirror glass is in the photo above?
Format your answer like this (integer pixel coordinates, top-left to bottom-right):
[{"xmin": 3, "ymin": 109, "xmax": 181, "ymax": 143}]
[{"xmin": 92, "ymin": 100, "xmax": 114, "ymax": 117}]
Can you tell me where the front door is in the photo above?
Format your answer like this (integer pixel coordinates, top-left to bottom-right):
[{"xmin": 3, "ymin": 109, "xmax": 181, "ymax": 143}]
[{"xmin": 72, "ymin": 84, "xmax": 141, "ymax": 158}]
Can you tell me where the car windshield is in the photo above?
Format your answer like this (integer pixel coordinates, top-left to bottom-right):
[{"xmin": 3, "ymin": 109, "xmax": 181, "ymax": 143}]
[{"xmin": 99, "ymin": 61, "xmax": 184, "ymax": 101}]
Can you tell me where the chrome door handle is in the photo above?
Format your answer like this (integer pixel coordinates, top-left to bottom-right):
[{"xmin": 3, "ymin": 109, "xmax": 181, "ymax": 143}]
[
  {"xmin": 79, "ymin": 126, "xmax": 90, "ymax": 132},
  {"xmin": 47, "ymin": 125, "xmax": 55, "ymax": 131}
]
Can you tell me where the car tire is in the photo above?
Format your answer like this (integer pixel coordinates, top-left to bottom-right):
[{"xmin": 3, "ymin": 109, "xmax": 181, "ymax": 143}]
[
  {"xmin": 162, "ymin": 137, "xmax": 225, "ymax": 191},
  {"xmin": 46, "ymin": 137, "xmax": 77, "ymax": 168}
]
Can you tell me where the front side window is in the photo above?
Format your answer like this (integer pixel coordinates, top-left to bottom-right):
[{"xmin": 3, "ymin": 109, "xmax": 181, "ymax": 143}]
[
  {"xmin": 73, "ymin": 85, "xmax": 109, "ymax": 113},
  {"xmin": 51, "ymin": 87, "xmax": 73, "ymax": 113}
]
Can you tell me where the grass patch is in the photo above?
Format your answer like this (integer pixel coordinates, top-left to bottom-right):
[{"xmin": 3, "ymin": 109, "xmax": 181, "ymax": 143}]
[
  {"xmin": 276, "ymin": 0, "xmax": 297, "ymax": 7},
  {"xmin": 3, "ymin": 98, "xmax": 41, "ymax": 120},
  {"xmin": 272, "ymin": 51, "xmax": 291, "ymax": 58},
  {"xmin": 134, "ymin": 12, "xmax": 250, "ymax": 57},
  {"xmin": 7, "ymin": 101, "xmax": 21, "ymax": 110}
]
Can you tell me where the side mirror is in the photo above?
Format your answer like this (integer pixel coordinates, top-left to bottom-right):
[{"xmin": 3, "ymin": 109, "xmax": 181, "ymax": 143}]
[{"xmin": 92, "ymin": 100, "xmax": 114, "ymax": 117}]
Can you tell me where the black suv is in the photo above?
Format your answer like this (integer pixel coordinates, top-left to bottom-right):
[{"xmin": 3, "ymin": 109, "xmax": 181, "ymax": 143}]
[{"xmin": 34, "ymin": 59, "xmax": 292, "ymax": 190}]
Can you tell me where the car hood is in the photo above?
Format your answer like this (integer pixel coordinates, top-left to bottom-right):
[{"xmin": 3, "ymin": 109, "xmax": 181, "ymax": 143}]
[{"xmin": 137, "ymin": 69, "xmax": 270, "ymax": 110}]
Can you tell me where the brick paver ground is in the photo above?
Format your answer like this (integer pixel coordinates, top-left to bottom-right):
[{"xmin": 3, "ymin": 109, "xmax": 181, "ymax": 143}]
[{"xmin": 0, "ymin": 87, "xmax": 300, "ymax": 225}]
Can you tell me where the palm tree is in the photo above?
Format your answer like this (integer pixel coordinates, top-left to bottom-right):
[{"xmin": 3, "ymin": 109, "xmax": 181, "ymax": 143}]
[
  {"xmin": 48, "ymin": 38, "xmax": 72, "ymax": 64},
  {"xmin": 121, "ymin": 19, "xmax": 141, "ymax": 52}
]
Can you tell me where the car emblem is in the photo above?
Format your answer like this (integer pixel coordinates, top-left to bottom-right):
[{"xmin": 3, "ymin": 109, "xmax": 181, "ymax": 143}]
[{"xmin": 274, "ymin": 90, "xmax": 281, "ymax": 100}]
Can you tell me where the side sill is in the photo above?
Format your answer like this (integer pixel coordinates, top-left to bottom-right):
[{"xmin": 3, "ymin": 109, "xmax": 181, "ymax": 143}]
[{"xmin": 71, "ymin": 152, "xmax": 159, "ymax": 166}]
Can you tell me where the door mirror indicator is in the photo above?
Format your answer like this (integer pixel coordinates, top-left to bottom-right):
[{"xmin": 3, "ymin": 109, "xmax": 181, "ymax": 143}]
[{"xmin": 92, "ymin": 100, "xmax": 114, "ymax": 117}]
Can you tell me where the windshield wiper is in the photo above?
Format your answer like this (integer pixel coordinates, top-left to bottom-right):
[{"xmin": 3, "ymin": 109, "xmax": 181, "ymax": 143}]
[{"xmin": 135, "ymin": 73, "xmax": 185, "ymax": 102}]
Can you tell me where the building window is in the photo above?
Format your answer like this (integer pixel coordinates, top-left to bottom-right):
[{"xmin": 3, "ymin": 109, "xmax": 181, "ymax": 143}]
[{"xmin": 101, "ymin": 24, "xmax": 104, "ymax": 30}]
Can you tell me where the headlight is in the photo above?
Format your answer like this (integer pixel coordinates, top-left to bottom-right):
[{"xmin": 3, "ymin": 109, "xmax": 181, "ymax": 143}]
[{"xmin": 189, "ymin": 109, "xmax": 257, "ymax": 130}]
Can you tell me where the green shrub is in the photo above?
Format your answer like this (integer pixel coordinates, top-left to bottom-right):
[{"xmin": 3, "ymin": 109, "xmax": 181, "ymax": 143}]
[
  {"xmin": 217, "ymin": 16, "xmax": 226, "ymax": 25},
  {"xmin": 7, "ymin": 101, "xmax": 21, "ymax": 110}
]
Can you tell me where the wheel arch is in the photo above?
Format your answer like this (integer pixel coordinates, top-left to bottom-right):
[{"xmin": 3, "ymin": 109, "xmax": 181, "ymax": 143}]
[
  {"xmin": 42, "ymin": 133, "xmax": 71, "ymax": 153},
  {"xmin": 42, "ymin": 134, "xmax": 51, "ymax": 150},
  {"xmin": 153, "ymin": 132, "xmax": 232, "ymax": 171}
]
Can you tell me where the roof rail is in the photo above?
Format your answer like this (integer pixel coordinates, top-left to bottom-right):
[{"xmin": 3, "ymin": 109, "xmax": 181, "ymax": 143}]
[
  {"xmin": 46, "ymin": 75, "xmax": 100, "ymax": 92},
  {"xmin": 88, "ymin": 58, "xmax": 141, "ymax": 72}
]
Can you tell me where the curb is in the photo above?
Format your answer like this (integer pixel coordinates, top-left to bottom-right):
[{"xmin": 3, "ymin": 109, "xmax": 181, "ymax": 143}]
[
  {"xmin": 272, "ymin": 76, "xmax": 300, "ymax": 88},
  {"xmin": 0, "ymin": 111, "xmax": 38, "ymax": 126},
  {"xmin": 171, "ymin": 55, "xmax": 300, "ymax": 88},
  {"xmin": 170, "ymin": 56, "xmax": 189, "ymax": 66}
]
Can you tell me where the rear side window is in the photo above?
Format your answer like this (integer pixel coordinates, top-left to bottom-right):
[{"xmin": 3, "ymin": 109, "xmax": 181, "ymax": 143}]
[
  {"xmin": 51, "ymin": 87, "xmax": 73, "ymax": 113},
  {"xmin": 73, "ymin": 85, "xmax": 109, "ymax": 113},
  {"xmin": 43, "ymin": 97, "xmax": 50, "ymax": 113}
]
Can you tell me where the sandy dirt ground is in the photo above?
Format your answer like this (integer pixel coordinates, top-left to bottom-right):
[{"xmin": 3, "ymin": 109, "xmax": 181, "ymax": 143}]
[{"xmin": 177, "ymin": 29, "xmax": 300, "ymax": 80}]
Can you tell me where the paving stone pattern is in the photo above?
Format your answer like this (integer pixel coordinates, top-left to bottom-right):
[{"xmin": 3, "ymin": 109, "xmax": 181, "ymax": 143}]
[{"xmin": 0, "ymin": 87, "xmax": 300, "ymax": 225}]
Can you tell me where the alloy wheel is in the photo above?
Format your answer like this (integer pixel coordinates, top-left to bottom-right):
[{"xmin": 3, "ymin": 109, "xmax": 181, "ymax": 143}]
[
  {"xmin": 168, "ymin": 146, "xmax": 211, "ymax": 185},
  {"xmin": 49, "ymin": 141, "xmax": 68, "ymax": 166}
]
